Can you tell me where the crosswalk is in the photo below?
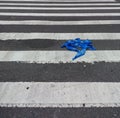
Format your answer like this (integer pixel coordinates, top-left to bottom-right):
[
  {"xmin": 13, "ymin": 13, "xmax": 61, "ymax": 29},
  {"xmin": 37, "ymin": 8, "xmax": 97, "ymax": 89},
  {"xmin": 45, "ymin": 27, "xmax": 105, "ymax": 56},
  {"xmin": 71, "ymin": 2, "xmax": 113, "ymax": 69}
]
[{"xmin": 0, "ymin": 0, "xmax": 120, "ymax": 117}]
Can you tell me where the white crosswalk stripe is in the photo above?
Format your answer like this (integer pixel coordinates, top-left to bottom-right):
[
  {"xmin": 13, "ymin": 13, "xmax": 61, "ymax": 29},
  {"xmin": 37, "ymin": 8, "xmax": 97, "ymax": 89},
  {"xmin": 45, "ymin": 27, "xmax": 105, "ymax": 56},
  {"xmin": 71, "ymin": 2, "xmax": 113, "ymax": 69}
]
[
  {"xmin": 0, "ymin": 20, "xmax": 119, "ymax": 25},
  {"xmin": 0, "ymin": 33, "xmax": 119, "ymax": 40},
  {"xmin": 0, "ymin": 0, "xmax": 120, "ymax": 117},
  {"xmin": 0, "ymin": 51, "xmax": 120, "ymax": 63},
  {"xmin": 1, "ymin": 13, "xmax": 120, "ymax": 16},
  {"xmin": 0, "ymin": 82, "xmax": 120, "ymax": 107},
  {"xmin": 0, "ymin": 3, "xmax": 120, "ymax": 5},
  {"xmin": 0, "ymin": 7, "xmax": 120, "ymax": 10}
]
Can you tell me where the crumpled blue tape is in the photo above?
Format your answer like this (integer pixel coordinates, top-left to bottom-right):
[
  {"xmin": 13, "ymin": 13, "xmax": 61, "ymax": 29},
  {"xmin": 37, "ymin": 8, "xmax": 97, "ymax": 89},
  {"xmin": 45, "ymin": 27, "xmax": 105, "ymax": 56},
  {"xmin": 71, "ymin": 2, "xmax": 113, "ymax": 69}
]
[{"xmin": 61, "ymin": 38, "xmax": 96, "ymax": 60}]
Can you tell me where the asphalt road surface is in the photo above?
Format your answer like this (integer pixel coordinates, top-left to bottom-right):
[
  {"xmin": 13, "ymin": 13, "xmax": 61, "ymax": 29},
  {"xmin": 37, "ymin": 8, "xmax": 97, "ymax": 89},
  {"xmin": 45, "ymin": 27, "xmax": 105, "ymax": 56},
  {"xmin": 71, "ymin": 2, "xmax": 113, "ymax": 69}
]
[{"xmin": 0, "ymin": 0, "xmax": 120, "ymax": 118}]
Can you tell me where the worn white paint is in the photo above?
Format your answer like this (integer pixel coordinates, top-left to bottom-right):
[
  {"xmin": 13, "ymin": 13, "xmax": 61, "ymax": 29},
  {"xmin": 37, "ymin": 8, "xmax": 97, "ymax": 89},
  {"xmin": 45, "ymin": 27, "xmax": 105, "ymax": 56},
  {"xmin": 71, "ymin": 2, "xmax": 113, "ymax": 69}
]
[
  {"xmin": 0, "ymin": 33, "xmax": 119, "ymax": 40},
  {"xmin": 1, "ymin": 7, "xmax": 120, "ymax": 10},
  {"xmin": 0, "ymin": 82, "xmax": 120, "ymax": 107},
  {"xmin": 0, "ymin": 20, "xmax": 120, "ymax": 25},
  {"xmin": 0, "ymin": 3, "xmax": 119, "ymax": 6},
  {"xmin": 0, "ymin": 51, "xmax": 119, "ymax": 63},
  {"xmin": 0, "ymin": 12, "xmax": 120, "ymax": 16}
]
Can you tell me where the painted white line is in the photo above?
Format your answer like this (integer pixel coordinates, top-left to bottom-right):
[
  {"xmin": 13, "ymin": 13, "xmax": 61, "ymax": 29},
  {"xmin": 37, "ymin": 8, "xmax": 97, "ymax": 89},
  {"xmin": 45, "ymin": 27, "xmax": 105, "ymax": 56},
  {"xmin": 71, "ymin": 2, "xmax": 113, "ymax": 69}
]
[
  {"xmin": 0, "ymin": 6, "xmax": 120, "ymax": 10},
  {"xmin": 0, "ymin": 33, "xmax": 119, "ymax": 40},
  {"xmin": 0, "ymin": 12, "xmax": 120, "ymax": 16},
  {"xmin": 0, "ymin": 3, "xmax": 119, "ymax": 6},
  {"xmin": 0, "ymin": 20, "xmax": 119, "ymax": 25},
  {"xmin": 0, "ymin": 82, "xmax": 120, "ymax": 107},
  {"xmin": 0, "ymin": 51, "xmax": 119, "ymax": 63}
]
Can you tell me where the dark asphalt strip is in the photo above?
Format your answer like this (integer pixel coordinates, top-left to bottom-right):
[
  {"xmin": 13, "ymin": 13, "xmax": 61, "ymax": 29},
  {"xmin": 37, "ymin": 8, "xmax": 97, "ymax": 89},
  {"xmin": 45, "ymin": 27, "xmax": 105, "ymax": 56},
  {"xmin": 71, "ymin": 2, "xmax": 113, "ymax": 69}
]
[
  {"xmin": 0, "ymin": 1, "xmax": 116, "ymax": 3},
  {"xmin": 0, "ymin": 24, "xmax": 120, "ymax": 33},
  {"xmin": 0, "ymin": 16, "xmax": 119, "ymax": 21},
  {"xmin": 1, "ymin": 9, "xmax": 120, "ymax": 13},
  {"xmin": 0, "ymin": 107, "xmax": 120, "ymax": 118},
  {"xmin": 0, "ymin": 39, "xmax": 119, "ymax": 50},
  {"xmin": 116, "ymin": 0, "xmax": 120, "ymax": 2},
  {"xmin": 0, "ymin": 5, "xmax": 120, "ymax": 7},
  {"xmin": 0, "ymin": 62, "xmax": 119, "ymax": 82}
]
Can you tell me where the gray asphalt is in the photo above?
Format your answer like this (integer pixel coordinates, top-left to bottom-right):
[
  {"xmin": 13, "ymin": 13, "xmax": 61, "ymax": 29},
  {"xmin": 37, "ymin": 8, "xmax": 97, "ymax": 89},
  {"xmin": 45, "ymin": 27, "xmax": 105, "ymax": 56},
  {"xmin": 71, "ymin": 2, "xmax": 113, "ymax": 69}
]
[
  {"xmin": 0, "ymin": 16, "xmax": 120, "ymax": 21},
  {"xmin": 0, "ymin": 107, "xmax": 120, "ymax": 118},
  {"xmin": 1, "ymin": 9, "xmax": 120, "ymax": 13},
  {"xmin": 0, "ymin": 39, "xmax": 119, "ymax": 50},
  {"xmin": 1, "ymin": 24, "xmax": 120, "ymax": 32},
  {"xmin": 0, "ymin": 1, "xmax": 116, "ymax": 3},
  {"xmin": 0, "ymin": 62, "xmax": 119, "ymax": 82}
]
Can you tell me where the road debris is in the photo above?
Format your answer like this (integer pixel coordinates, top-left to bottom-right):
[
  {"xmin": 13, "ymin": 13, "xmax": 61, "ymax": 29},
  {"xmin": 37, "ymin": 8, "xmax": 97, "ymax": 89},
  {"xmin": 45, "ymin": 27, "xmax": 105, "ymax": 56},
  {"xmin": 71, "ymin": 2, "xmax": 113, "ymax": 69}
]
[{"xmin": 61, "ymin": 38, "xmax": 96, "ymax": 60}]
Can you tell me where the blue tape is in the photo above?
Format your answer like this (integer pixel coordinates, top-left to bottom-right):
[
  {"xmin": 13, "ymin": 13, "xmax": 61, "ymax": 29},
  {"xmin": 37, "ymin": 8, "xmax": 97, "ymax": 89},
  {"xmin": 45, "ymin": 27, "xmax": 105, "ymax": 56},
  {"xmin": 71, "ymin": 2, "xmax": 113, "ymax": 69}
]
[{"xmin": 61, "ymin": 38, "xmax": 96, "ymax": 60}]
